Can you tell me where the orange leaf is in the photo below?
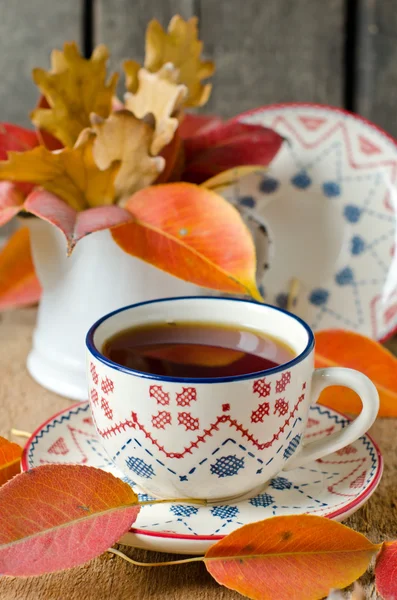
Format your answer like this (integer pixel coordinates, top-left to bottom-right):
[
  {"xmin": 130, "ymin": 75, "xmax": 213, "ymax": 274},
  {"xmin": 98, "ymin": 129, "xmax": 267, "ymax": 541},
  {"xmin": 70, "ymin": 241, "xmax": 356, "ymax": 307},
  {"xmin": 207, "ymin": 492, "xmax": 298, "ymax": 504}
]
[
  {"xmin": 205, "ymin": 515, "xmax": 379, "ymax": 600},
  {"xmin": 315, "ymin": 330, "xmax": 397, "ymax": 416},
  {"xmin": 0, "ymin": 464, "xmax": 140, "ymax": 576},
  {"xmin": 0, "ymin": 437, "xmax": 22, "ymax": 486},
  {"xmin": 0, "ymin": 227, "xmax": 41, "ymax": 310},
  {"xmin": 111, "ymin": 182, "xmax": 261, "ymax": 299},
  {"xmin": 375, "ymin": 541, "xmax": 397, "ymax": 599}
]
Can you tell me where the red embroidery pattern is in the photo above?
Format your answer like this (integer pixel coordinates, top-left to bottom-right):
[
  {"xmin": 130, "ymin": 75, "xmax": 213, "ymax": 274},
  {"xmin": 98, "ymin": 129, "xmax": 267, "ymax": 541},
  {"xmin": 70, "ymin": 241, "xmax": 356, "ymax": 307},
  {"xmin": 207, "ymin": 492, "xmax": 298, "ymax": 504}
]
[
  {"xmin": 350, "ymin": 470, "xmax": 367, "ymax": 488},
  {"xmin": 178, "ymin": 412, "xmax": 200, "ymax": 431},
  {"xmin": 251, "ymin": 402, "xmax": 270, "ymax": 423},
  {"xmin": 90, "ymin": 388, "xmax": 99, "ymax": 406},
  {"xmin": 307, "ymin": 418, "xmax": 320, "ymax": 428},
  {"xmin": 152, "ymin": 411, "xmax": 172, "ymax": 430},
  {"xmin": 101, "ymin": 376, "xmax": 114, "ymax": 394},
  {"xmin": 274, "ymin": 398, "xmax": 289, "ymax": 417},
  {"xmin": 336, "ymin": 445, "xmax": 357, "ymax": 456},
  {"xmin": 48, "ymin": 437, "xmax": 69, "ymax": 455},
  {"xmin": 90, "ymin": 362, "xmax": 99, "ymax": 385},
  {"xmin": 222, "ymin": 403, "xmax": 230, "ymax": 412},
  {"xmin": 275, "ymin": 371, "xmax": 291, "ymax": 393},
  {"xmin": 97, "ymin": 394, "xmax": 306, "ymax": 457},
  {"xmin": 101, "ymin": 397, "xmax": 113, "ymax": 420},
  {"xmin": 253, "ymin": 378, "xmax": 271, "ymax": 398},
  {"xmin": 83, "ymin": 417, "xmax": 94, "ymax": 425},
  {"xmin": 150, "ymin": 385, "xmax": 170, "ymax": 405},
  {"xmin": 176, "ymin": 387, "xmax": 197, "ymax": 407}
]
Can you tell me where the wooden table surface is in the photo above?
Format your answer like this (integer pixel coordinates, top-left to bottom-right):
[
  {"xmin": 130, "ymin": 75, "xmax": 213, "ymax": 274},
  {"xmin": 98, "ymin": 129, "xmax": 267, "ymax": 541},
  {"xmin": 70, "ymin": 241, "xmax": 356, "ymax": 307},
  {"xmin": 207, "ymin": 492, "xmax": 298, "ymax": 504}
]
[{"xmin": 0, "ymin": 308, "xmax": 396, "ymax": 599}]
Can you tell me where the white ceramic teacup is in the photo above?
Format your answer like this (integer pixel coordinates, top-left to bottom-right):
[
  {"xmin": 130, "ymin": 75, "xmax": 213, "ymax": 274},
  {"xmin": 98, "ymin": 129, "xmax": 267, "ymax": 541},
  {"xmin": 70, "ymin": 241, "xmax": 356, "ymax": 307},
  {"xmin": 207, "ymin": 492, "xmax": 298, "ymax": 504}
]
[{"xmin": 86, "ymin": 297, "xmax": 379, "ymax": 502}]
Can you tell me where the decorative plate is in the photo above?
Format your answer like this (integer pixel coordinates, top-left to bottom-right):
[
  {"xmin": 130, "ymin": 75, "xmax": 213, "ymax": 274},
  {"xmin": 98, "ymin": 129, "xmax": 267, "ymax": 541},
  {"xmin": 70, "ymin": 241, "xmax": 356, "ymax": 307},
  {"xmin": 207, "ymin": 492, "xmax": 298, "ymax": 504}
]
[
  {"xmin": 232, "ymin": 103, "xmax": 397, "ymax": 341},
  {"xmin": 22, "ymin": 401, "xmax": 383, "ymax": 555}
]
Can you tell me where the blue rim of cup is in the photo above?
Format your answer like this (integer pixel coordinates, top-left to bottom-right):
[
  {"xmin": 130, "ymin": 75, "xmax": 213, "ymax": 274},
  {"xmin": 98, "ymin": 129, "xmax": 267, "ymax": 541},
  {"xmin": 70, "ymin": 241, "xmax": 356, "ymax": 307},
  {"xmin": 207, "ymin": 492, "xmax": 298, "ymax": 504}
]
[{"xmin": 86, "ymin": 296, "xmax": 315, "ymax": 384}]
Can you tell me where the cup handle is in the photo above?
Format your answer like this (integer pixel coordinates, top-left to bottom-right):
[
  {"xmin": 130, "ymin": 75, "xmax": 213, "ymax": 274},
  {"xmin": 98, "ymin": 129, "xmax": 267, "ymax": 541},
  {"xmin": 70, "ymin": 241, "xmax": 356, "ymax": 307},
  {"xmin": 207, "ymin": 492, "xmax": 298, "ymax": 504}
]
[{"xmin": 284, "ymin": 367, "xmax": 379, "ymax": 470}]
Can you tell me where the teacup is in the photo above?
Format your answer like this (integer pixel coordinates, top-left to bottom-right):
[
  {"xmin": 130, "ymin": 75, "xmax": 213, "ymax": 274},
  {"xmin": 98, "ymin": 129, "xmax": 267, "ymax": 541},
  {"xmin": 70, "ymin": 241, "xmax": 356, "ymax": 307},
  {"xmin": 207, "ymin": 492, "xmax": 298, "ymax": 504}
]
[{"xmin": 86, "ymin": 296, "xmax": 379, "ymax": 502}]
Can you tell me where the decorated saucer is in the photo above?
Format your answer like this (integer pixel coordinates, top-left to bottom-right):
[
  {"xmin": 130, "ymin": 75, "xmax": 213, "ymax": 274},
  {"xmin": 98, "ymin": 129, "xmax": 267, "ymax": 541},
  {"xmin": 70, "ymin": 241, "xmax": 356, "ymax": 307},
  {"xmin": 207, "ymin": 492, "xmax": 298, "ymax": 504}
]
[
  {"xmin": 232, "ymin": 103, "xmax": 397, "ymax": 341},
  {"xmin": 22, "ymin": 401, "xmax": 382, "ymax": 555}
]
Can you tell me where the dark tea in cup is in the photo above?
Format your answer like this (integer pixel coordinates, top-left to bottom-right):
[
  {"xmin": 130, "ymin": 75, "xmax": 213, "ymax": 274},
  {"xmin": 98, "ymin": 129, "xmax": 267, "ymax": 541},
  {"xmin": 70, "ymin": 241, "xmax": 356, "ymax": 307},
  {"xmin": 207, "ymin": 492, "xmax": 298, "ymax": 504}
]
[{"xmin": 102, "ymin": 321, "xmax": 295, "ymax": 378}]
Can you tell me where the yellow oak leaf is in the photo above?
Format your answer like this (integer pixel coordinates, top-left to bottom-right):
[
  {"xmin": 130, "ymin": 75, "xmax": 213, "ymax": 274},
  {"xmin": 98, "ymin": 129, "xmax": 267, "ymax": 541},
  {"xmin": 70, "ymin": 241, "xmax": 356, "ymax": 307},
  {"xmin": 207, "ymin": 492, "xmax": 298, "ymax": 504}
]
[
  {"xmin": 31, "ymin": 42, "xmax": 118, "ymax": 148},
  {"xmin": 124, "ymin": 65, "xmax": 187, "ymax": 155},
  {"xmin": 0, "ymin": 130, "xmax": 120, "ymax": 211},
  {"xmin": 91, "ymin": 110, "xmax": 165, "ymax": 205},
  {"xmin": 136, "ymin": 15, "xmax": 214, "ymax": 108},
  {"xmin": 123, "ymin": 59, "xmax": 140, "ymax": 93}
]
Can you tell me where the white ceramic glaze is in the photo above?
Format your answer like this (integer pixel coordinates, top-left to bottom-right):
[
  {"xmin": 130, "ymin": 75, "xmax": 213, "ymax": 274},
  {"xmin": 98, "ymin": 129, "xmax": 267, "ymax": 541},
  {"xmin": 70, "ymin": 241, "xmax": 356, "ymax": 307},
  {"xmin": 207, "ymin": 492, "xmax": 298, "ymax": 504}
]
[
  {"xmin": 22, "ymin": 401, "xmax": 383, "ymax": 555},
  {"xmin": 229, "ymin": 103, "xmax": 397, "ymax": 340},
  {"xmin": 86, "ymin": 297, "xmax": 379, "ymax": 501},
  {"xmin": 26, "ymin": 219, "xmax": 201, "ymax": 400}
]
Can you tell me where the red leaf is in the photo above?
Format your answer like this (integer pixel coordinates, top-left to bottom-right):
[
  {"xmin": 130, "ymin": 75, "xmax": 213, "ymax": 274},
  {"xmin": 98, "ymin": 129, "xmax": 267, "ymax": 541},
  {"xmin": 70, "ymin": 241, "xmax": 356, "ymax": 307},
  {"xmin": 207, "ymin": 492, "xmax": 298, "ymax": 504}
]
[
  {"xmin": 204, "ymin": 515, "xmax": 379, "ymax": 600},
  {"xmin": 178, "ymin": 113, "xmax": 223, "ymax": 139},
  {"xmin": 112, "ymin": 182, "xmax": 261, "ymax": 299},
  {"xmin": 0, "ymin": 465, "xmax": 140, "ymax": 576},
  {"xmin": 25, "ymin": 189, "xmax": 133, "ymax": 253},
  {"xmin": 0, "ymin": 123, "xmax": 40, "ymax": 195},
  {"xmin": 0, "ymin": 437, "xmax": 22, "ymax": 487},
  {"xmin": 0, "ymin": 227, "xmax": 41, "ymax": 310},
  {"xmin": 182, "ymin": 120, "xmax": 284, "ymax": 184},
  {"xmin": 375, "ymin": 541, "xmax": 397, "ymax": 599},
  {"xmin": 0, "ymin": 182, "xmax": 25, "ymax": 226}
]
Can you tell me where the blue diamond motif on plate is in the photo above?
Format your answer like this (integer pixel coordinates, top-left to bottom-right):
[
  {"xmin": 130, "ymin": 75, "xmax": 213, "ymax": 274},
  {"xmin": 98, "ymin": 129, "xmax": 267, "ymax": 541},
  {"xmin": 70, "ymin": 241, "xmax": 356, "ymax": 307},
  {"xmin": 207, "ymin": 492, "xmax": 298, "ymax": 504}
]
[
  {"xmin": 335, "ymin": 267, "xmax": 354, "ymax": 285},
  {"xmin": 351, "ymin": 235, "xmax": 366, "ymax": 255},
  {"xmin": 291, "ymin": 171, "xmax": 312, "ymax": 189},
  {"xmin": 249, "ymin": 493, "xmax": 274, "ymax": 508},
  {"xmin": 210, "ymin": 505, "xmax": 239, "ymax": 519},
  {"xmin": 259, "ymin": 177, "xmax": 279, "ymax": 194},
  {"xmin": 283, "ymin": 434, "xmax": 301, "ymax": 460},
  {"xmin": 239, "ymin": 195, "xmax": 256, "ymax": 208},
  {"xmin": 309, "ymin": 288, "xmax": 329, "ymax": 306},
  {"xmin": 270, "ymin": 476, "xmax": 293, "ymax": 491},
  {"xmin": 344, "ymin": 205, "xmax": 362, "ymax": 223},
  {"xmin": 323, "ymin": 181, "xmax": 341, "ymax": 197},
  {"xmin": 275, "ymin": 293, "xmax": 288, "ymax": 309},
  {"xmin": 210, "ymin": 455, "xmax": 245, "ymax": 478},
  {"xmin": 125, "ymin": 456, "xmax": 155, "ymax": 479},
  {"xmin": 170, "ymin": 504, "xmax": 199, "ymax": 517}
]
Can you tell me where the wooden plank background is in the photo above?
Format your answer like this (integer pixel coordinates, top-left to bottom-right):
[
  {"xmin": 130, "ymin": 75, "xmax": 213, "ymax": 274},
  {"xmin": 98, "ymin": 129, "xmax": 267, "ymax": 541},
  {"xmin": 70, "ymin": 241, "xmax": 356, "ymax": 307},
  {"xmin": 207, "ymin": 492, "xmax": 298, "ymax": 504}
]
[{"xmin": 1, "ymin": 0, "xmax": 396, "ymax": 134}]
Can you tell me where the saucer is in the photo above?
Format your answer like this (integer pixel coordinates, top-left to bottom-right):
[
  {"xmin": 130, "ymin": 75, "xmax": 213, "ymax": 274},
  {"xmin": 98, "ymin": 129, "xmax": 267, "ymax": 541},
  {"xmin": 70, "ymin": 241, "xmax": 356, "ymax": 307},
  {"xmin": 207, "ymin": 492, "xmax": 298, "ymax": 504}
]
[
  {"xmin": 22, "ymin": 401, "xmax": 382, "ymax": 555},
  {"xmin": 232, "ymin": 103, "xmax": 397, "ymax": 341}
]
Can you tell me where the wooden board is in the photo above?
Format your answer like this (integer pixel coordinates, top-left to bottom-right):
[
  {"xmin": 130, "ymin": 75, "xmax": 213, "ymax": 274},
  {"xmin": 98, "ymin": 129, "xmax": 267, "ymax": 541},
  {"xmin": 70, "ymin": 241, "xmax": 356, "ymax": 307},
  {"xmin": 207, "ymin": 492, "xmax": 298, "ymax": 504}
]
[
  {"xmin": 198, "ymin": 0, "xmax": 345, "ymax": 117},
  {"xmin": 97, "ymin": 0, "xmax": 345, "ymax": 118},
  {"xmin": 0, "ymin": 2, "xmax": 81, "ymax": 127},
  {"xmin": 356, "ymin": 0, "xmax": 397, "ymax": 137}
]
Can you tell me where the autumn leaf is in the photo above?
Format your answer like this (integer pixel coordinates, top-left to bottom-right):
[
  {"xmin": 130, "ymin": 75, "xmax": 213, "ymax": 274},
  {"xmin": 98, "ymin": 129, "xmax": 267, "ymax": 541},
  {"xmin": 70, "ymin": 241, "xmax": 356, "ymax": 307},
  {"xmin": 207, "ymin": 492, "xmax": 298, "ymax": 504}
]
[
  {"xmin": 123, "ymin": 59, "xmax": 140, "ymax": 93},
  {"xmin": 25, "ymin": 189, "xmax": 133, "ymax": 253},
  {"xmin": 0, "ymin": 437, "xmax": 22, "ymax": 487},
  {"xmin": 0, "ymin": 465, "xmax": 140, "ymax": 576},
  {"xmin": 112, "ymin": 182, "xmax": 261, "ymax": 299},
  {"xmin": 0, "ymin": 182, "xmax": 25, "ymax": 226},
  {"xmin": 0, "ymin": 227, "xmax": 41, "ymax": 310},
  {"xmin": 125, "ymin": 65, "xmax": 187, "ymax": 155},
  {"xmin": 91, "ymin": 111, "xmax": 165, "ymax": 205},
  {"xmin": 0, "ymin": 123, "xmax": 40, "ymax": 196},
  {"xmin": 178, "ymin": 113, "xmax": 223, "ymax": 139},
  {"xmin": 142, "ymin": 16, "xmax": 214, "ymax": 107},
  {"xmin": 202, "ymin": 166, "xmax": 268, "ymax": 193},
  {"xmin": 0, "ymin": 129, "xmax": 120, "ymax": 211},
  {"xmin": 315, "ymin": 330, "xmax": 397, "ymax": 416},
  {"xmin": 204, "ymin": 515, "xmax": 379, "ymax": 600},
  {"xmin": 31, "ymin": 42, "xmax": 118, "ymax": 147},
  {"xmin": 155, "ymin": 131, "xmax": 185, "ymax": 184},
  {"xmin": 182, "ymin": 120, "xmax": 284, "ymax": 184},
  {"xmin": 375, "ymin": 541, "xmax": 397, "ymax": 599}
]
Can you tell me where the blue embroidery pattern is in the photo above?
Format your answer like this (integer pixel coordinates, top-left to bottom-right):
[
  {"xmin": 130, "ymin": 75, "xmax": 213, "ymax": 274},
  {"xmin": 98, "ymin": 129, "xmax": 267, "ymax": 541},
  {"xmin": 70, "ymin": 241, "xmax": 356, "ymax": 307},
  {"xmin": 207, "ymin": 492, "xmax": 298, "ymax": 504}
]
[{"xmin": 210, "ymin": 455, "xmax": 245, "ymax": 478}]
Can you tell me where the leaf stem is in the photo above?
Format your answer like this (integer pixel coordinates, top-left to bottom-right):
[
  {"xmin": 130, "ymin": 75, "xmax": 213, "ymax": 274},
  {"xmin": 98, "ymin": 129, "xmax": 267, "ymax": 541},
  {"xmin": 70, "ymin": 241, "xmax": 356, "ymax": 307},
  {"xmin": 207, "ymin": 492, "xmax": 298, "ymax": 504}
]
[
  {"xmin": 139, "ymin": 497, "xmax": 208, "ymax": 507},
  {"xmin": 108, "ymin": 547, "xmax": 204, "ymax": 567},
  {"xmin": 10, "ymin": 428, "xmax": 32, "ymax": 439}
]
